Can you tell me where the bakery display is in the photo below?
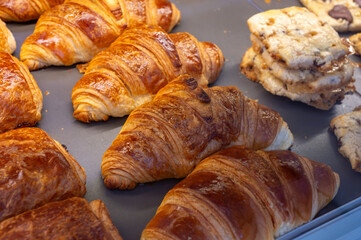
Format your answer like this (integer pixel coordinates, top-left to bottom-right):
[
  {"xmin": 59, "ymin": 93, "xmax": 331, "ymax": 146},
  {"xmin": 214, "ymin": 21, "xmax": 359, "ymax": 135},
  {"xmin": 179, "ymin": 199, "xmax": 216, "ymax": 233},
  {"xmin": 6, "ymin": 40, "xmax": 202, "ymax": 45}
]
[
  {"xmin": 72, "ymin": 25, "xmax": 224, "ymax": 122},
  {"xmin": 0, "ymin": 19, "xmax": 15, "ymax": 53},
  {"xmin": 240, "ymin": 7, "xmax": 355, "ymax": 110},
  {"xmin": 300, "ymin": 0, "xmax": 361, "ymax": 32},
  {"xmin": 20, "ymin": 0, "xmax": 181, "ymax": 70},
  {"xmin": 0, "ymin": 52, "xmax": 42, "ymax": 133},
  {"xmin": 0, "ymin": 197, "xmax": 123, "ymax": 240},
  {"xmin": 141, "ymin": 146, "xmax": 340, "ymax": 240},
  {"xmin": 0, "ymin": 0, "xmax": 64, "ymax": 22},
  {"xmin": 331, "ymin": 106, "xmax": 361, "ymax": 172},
  {"xmin": 101, "ymin": 75, "xmax": 294, "ymax": 190},
  {"xmin": 0, "ymin": 127, "xmax": 86, "ymax": 222}
]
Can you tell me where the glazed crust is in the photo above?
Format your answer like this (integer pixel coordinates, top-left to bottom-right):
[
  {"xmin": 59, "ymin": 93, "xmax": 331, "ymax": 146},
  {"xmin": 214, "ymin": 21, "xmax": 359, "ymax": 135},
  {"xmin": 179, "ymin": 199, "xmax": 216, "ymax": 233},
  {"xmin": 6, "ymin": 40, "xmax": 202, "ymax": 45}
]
[
  {"xmin": 71, "ymin": 25, "xmax": 224, "ymax": 122},
  {"xmin": 0, "ymin": 197, "xmax": 122, "ymax": 240},
  {"xmin": 20, "ymin": 0, "xmax": 181, "ymax": 70},
  {"xmin": 141, "ymin": 146, "xmax": 340, "ymax": 240},
  {"xmin": 0, "ymin": 0, "xmax": 64, "ymax": 22},
  {"xmin": 0, "ymin": 127, "xmax": 86, "ymax": 222},
  {"xmin": 101, "ymin": 75, "xmax": 293, "ymax": 190},
  {"xmin": 0, "ymin": 19, "xmax": 15, "ymax": 53},
  {"xmin": 0, "ymin": 53, "xmax": 42, "ymax": 133}
]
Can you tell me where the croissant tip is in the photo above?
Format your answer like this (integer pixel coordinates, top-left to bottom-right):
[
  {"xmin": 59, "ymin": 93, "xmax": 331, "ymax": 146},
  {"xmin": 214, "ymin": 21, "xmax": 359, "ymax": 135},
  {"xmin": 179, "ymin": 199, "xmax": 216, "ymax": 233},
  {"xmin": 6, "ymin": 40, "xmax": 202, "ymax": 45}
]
[{"xmin": 104, "ymin": 175, "xmax": 137, "ymax": 190}]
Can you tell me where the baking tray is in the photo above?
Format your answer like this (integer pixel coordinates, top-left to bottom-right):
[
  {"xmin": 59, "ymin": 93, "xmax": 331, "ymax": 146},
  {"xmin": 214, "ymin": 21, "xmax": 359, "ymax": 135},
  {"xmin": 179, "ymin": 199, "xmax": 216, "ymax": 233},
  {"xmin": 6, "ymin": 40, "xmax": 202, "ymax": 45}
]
[{"xmin": 5, "ymin": 0, "xmax": 361, "ymax": 239}]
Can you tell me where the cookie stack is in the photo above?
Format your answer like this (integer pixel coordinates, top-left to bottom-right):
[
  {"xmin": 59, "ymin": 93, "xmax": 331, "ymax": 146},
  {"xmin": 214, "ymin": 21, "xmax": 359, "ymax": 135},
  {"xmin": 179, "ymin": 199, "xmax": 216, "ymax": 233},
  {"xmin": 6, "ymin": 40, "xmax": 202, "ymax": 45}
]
[{"xmin": 240, "ymin": 7, "xmax": 355, "ymax": 110}]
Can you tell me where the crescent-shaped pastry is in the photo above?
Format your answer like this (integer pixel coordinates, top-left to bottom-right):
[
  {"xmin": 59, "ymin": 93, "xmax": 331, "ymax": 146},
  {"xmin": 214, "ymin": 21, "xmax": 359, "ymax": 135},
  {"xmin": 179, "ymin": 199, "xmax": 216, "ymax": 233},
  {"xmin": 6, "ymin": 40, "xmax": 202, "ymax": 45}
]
[
  {"xmin": 0, "ymin": 52, "xmax": 42, "ymax": 133},
  {"xmin": 101, "ymin": 75, "xmax": 294, "ymax": 190},
  {"xmin": 20, "ymin": 0, "xmax": 181, "ymax": 70},
  {"xmin": 0, "ymin": 197, "xmax": 122, "ymax": 240},
  {"xmin": 0, "ymin": 0, "xmax": 64, "ymax": 22},
  {"xmin": 72, "ymin": 25, "xmax": 224, "ymax": 122},
  {"xmin": 0, "ymin": 127, "xmax": 86, "ymax": 222},
  {"xmin": 141, "ymin": 146, "xmax": 340, "ymax": 240},
  {"xmin": 0, "ymin": 19, "xmax": 15, "ymax": 53}
]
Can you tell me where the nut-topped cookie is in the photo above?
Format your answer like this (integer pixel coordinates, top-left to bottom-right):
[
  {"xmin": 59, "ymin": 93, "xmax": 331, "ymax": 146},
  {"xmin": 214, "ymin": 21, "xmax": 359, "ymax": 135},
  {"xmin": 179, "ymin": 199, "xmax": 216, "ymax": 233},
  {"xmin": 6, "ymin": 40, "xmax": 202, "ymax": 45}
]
[
  {"xmin": 300, "ymin": 0, "xmax": 361, "ymax": 32},
  {"xmin": 247, "ymin": 7, "xmax": 350, "ymax": 70}
]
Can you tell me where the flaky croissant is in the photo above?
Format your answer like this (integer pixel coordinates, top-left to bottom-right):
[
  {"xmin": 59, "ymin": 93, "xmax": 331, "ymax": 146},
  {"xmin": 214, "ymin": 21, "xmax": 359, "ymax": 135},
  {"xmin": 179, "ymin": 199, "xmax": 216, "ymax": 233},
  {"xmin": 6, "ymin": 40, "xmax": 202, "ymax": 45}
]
[
  {"xmin": 101, "ymin": 75, "xmax": 294, "ymax": 190},
  {"xmin": 0, "ymin": 197, "xmax": 122, "ymax": 240},
  {"xmin": 0, "ymin": 0, "xmax": 64, "ymax": 22},
  {"xmin": 0, "ymin": 127, "xmax": 86, "ymax": 222},
  {"xmin": 20, "ymin": 0, "xmax": 181, "ymax": 70},
  {"xmin": 72, "ymin": 25, "xmax": 224, "ymax": 122},
  {"xmin": 0, "ymin": 19, "xmax": 15, "ymax": 53},
  {"xmin": 141, "ymin": 146, "xmax": 340, "ymax": 240},
  {"xmin": 0, "ymin": 53, "xmax": 42, "ymax": 133}
]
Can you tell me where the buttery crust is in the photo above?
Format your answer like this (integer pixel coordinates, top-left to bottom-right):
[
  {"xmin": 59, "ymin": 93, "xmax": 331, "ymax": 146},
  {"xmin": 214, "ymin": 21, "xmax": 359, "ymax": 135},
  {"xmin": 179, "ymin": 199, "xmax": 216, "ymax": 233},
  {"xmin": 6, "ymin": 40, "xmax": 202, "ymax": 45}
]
[
  {"xmin": 141, "ymin": 146, "xmax": 340, "ymax": 239},
  {"xmin": 0, "ymin": 0, "xmax": 64, "ymax": 22},
  {"xmin": 101, "ymin": 75, "xmax": 293, "ymax": 190},
  {"xmin": 20, "ymin": 0, "xmax": 181, "ymax": 70},
  {"xmin": 0, "ymin": 19, "xmax": 15, "ymax": 53},
  {"xmin": 330, "ymin": 107, "xmax": 361, "ymax": 172},
  {"xmin": 71, "ymin": 25, "xmax": 224, "ymax": 123},
  {"xmin": 0, "ymin": 127, "xmax": 86, "ymax": 222},
  {"xmin": 0, "ymin": 53, "xmax": 43, "ymax": 133},
  {"xmin": 0, "ymin": 197, "xmax": 122, "ymax": 240}
]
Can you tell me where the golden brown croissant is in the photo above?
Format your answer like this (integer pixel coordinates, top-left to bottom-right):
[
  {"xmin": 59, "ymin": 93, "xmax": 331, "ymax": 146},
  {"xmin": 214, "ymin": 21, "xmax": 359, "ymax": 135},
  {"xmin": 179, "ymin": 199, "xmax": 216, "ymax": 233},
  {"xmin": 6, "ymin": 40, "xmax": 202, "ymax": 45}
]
[
  {"xmin": 0, "ymin": 127, "xmax": 86, "ymax": 222},
  {"xmin": 72, "ymin": 25, "xmax": 224, "ymax": 123},
  {"xmin": 0, "ymin": 53, "xmax": 42, "ymax": 133},
  {"xmin": 0, "ymin": 19, "xmax": 15, "ymax": 53},
  {"xmin": 0, "ymin": 197, "xmax": 122, "ymax": 240},
  {"xmin": 141, "ymin": 146, "xmax": 340, "ymax": 240},
  {"xmin": 101, "ymin": 75, "xmax": 294, "ymax": 190},
  {"xmin": 20, "ymin": 0, "xmax": 181, "ymax": 71},
  {"xmin": 0, "ymin": 0, "xmax": 64, "ymax": 22}
]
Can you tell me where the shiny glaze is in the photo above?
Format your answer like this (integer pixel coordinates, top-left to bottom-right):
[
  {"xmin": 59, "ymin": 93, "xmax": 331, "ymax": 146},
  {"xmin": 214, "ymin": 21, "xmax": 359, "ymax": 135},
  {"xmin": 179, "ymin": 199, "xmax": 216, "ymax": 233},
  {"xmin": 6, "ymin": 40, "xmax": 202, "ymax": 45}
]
[
  {"xmin": 0, "ymin": 127, "xmax": 86, "ymax": 222},
  {"xmin": 101, "ymin": 76, "xmax": 284, "ymax": 189},
  {"xmin": 20, "ymin": 0, "xmax": 181, "ymax": 70},
  {"xmin": 72, "ymin": 25, "xmax": 224, "ymax": 122},
  {"xmin": 0, "ymin": 198, "xmax": 114, "ymax": 239},
  {"xmin": 0, "ymin": 52, "xmax": 42, "ymax": 133},
  {"xmin": 141, "ymin": 146, "xmax": 339, "ymax": 239},
  {"xmin": 0, "ymin": 0, "xmax": 64, "ymax": 22}
]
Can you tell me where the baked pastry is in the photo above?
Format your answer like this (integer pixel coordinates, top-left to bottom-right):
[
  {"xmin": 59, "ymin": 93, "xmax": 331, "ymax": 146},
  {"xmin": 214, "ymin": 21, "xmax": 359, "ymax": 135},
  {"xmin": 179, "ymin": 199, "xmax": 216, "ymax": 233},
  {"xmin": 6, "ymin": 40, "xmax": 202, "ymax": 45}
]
[
  {"xmin": 349, "ymin": 32, "xmax": 361, "ymax": 55},
  {"xmin": 0, "ymin": 19, "xmax": 15, "ymax": 53},
  {"xmin": 241, "ymin": 48, "xmax": 354, "ymax": 110},
  {"xmin": 0, "ymin": 127, "xmax": 86, "ymax": 222},
  {"xmin": 0, "ymin": 53, "xmax": 42, "ymax": 133},
  {"xmin": 240, "ymin": 7, "xmax": 354, "ymax": 110},
  {"xmin": 101, "ymin": 75, "xmax": 294, "ymax": 190},
  {"xmin": 300, "ymin": 0, "xmax": 361, "ymax": 32},
  {"xmin": 0, "ymin": 0, "xmax": 64, "ymax": 22},
  {"xmin": 20, "ymin": 0, "xmax": 181, "ymax": 71},
  {"xmin": 0, "ymin": 197, "xmax": 122, "ymax": 240},
  {"xmin": 72, "ymin": 25, "xmax": 224, "ymax": 122},
  {"xmin": 330, "ymin": 106, "xmax": 361, "ymax": 172},
  {"xmin": 141, "ymin": 146, "xmax": 340, "ymax": 239}
]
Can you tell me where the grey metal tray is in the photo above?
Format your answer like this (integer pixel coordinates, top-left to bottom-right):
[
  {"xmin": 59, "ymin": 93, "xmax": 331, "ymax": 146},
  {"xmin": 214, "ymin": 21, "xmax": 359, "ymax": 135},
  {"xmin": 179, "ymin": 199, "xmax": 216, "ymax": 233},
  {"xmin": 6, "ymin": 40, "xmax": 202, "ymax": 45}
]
[{"xmin": 6, "ymin": 0, "xmax": 361, "ymax": 239}]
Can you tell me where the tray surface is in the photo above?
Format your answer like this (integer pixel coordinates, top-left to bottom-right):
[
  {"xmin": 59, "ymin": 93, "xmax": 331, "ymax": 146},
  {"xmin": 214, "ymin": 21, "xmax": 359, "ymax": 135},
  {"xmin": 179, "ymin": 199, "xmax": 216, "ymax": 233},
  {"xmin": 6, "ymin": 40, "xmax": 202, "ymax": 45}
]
[{"xmin": 6, "ymin": 0, "xmax": 361, "ymax": 239}]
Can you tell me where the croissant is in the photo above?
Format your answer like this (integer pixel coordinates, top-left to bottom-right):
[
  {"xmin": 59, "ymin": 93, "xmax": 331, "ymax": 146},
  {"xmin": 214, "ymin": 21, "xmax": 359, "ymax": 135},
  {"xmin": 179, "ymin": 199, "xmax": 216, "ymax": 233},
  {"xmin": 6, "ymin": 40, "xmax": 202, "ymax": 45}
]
[
  {"xmin": 0, "ymin": 0, "xmax": 64, "ymax": 22},
  {"xmin": 101, "ymin": 75, "xmax": 294, "ymax": 190},
  {"xmin": 0, "ymin": 197, "xmax": 122, "ymax": 240},
  {"xmin": 141, "ymin": 146, "xmax": 340, "ymax": 240},
  {"xmin": 20, "ymin": 0, "xmax": 181, "ymax": 71},
  {"xmin": 0, "ymin": 19, "xmax": 15, "ymax": 53},
  {"xmin": 0, "ymin": 127, "xmax": 86, "ymax": 222},
  {"xmin": 72, "ymin": 25, "xmax": 224, "ymax": 122},
  {"xmin": 0, "ymin": 53, "xmax": 42, "ymax": 133}
]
